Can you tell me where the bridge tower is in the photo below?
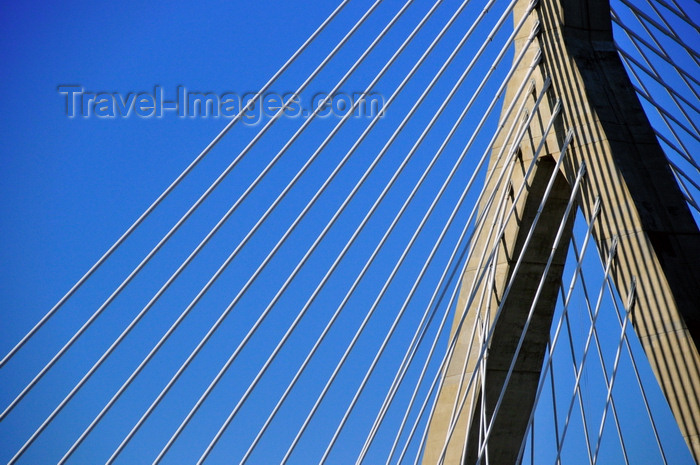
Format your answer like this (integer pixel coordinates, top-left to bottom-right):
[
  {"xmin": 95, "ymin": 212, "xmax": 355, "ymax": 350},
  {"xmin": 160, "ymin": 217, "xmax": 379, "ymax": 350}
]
[{"xmin": 423, "ymin": 0, "xmax": 700, "ymax": 463}]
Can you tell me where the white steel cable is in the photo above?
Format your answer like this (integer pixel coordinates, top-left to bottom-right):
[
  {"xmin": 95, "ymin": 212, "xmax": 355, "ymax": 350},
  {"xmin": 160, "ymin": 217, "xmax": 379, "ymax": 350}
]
[
  {"xmin": 105, "ymin": 1, "xmax": 515, "ymax": 462},
  {"xmin": 613, "ymin": 5, "xmax": 700, "ymax": 121},
  {"xmin": 0, "ymin": 0, "xmax": 352, "ymax": 369},
  {"xmin": 404, "ymin": 34, "xmax": 546, "ymax": 454},
  {"xmin": 668, "ymin": 159, "xmax": 700, "ymax": 193},
  {"xmin": 390, "ymin": 152, "xmax": 509, "ymax": 465},
  {"xmin": 469, "ymin": 145, "xmax": 511, "ymax": 465},
  {"xmin": 390, "ymin": 91, "xmax": 559, "ymax": 464},
  {"xmin": 387, "ymin": 79, "xmax": 553, "ymax": 464},
  {"xmin": 16, "ymin": 1, "xmax": 421, "ymax": 461},
  {"xmin": 591, "ymin": 280, "xmax": 636, "ymax": 464},
  {"xmin": 315, "ymin": 31, "xmax": 541, "ymax": 465},
  {"xmin": 567, "ymin": 244, "xmax": 630, "ymax": 465},
  {"xmin": 514, "ymin": 198, "xmax": 603, "ymax": 465},
  {"xmin": 626, "ymin": 75, "xmax": 700, "ymax": 144},
  {"xmin": 369, "ymin": 79, "xmax": 545, "ymax": 465},
  {"xmin": 393, "ymin": 100, "xmax": 565, "ymax": 465},
  {"xmin": 642, "ymin": 0, "xmax": 700, "ymax": 67},
  {"xmin": 448, "ymin": 78, "xmax": 530, "ymax": 445},
  {"xmin": 2, "ymin": 0, "xmax": 383, "ymax": 428},
  {"xmin": 611, "ymin": 2, "xmax": 698, "ymax": 97},
  {"xmin": 652, "ymin": 125, "xmax": 700, "ymax": 178},
  {"xmin": 395, "ymin": 148, "xmax": 528, "ymax": 465},
  {"xmin": 436, "ymin": 106, "xmax": 562, "ymax": 444},
  {"xmin": 452, "ymin": 163, "xmax": 514, "ymax": 464},
  {"xmin": 57, "ymin": 0, "xmax": 441, "ymax": 462},
  {"xmin": 280, "ymin": 8, "xmax": 539, "ymax": 465},
  {"xmin": 442, "ymin": 75, "xmax": 552, "ymax": 415},
  {"xmin": 563, "ymin": 233, "xmax": 657, "ymax": 465},
  {"xmin": 562, "ymin": 290, "xmax": 596, "ymax": 464},
  {"xmin": 318, "ymin": 127, "xmax": 498, "ymax": 465},
  {"xmin": 364, "ymin": 123, "xmax": 512, "ymax": 464},
  {"xmin": 474, "ymin": 161, "xmax": 587, "ymax": 465},
  {"xmin": 242, "ymin": 11, "xmax": 531, "ymax": 465},
  {"xmin": 445, "ymin": 101, "xmax": 553, "ymax": 355},
  {"xmin": 181, "ymin": 16, "xmax": 490, "ymax": 465},
  {"xmin": 616, "ymin": 44, "xmax": 700, "ymax": 121},
  {"xmin": 244, "ymin": 39, "xmax": 537, "ymax": 465},
  {"xmin": 673, "ymin": 174, "xmax": 700, "ymax": 213},
  {"xmin": 470, "ymin": 269, "xmax": 494, "ymax": 465},
  {"xmin": 464, "ymin": 121, "xmax": 512, "ymax": 465},
  {"xmin": 667, "ymin": 0, "xmax": 687, "ymax": 16},
  {"xmin": 651, "ymin": 0, "xmax": 700, "ymax": 33},
  {"xmin": 16, "ymin": 4, "xmax": 412, "ymax": 464},
  {"xmin": 553, "ymin": 237, "xmax": 619, "ymax": 465},
  {"xmin": 615, "ymin": 53, "xmax": 700, "ymax": 170},
  {"xmin": 595, "ymin": 254, "xmax": 669, "ymax": 464},
  {"xmin": 552, "ymin": 248, "xmax": 616, "ymax": 465},
  {"xmin": 354, "ymin": 70, "xmax": 540, "ymax": 465},
  {"xmin": 107, "ymin": 0, "xmax": 507, "ymax": 462},
  {"xmin": 657, "ymin": 0, "xmax": 684, "ymax": 17},
  {"xmin": 433, "ymin": 123, "xmax": 573, "ymax": 465},
  {"xmin": 619, "ymin": 0, "xmax": 700, "ymax": 64},
  {"xmin": 612, "ymin": 7, "xmax": 700, "ymax": 91},
  {"xmin": 548, "ymin": 339, "xmax": 563, "ymax": 460},
  {"xmin": 3, "ymin": 1, "xmax": 693, "ymax": 463},
  {"xmin": 653, "ymin": 130, "xmax": 700, "ymax": 174},
  {"xmin": 669, "ymin": 164, "xmax": 700, "ymax": 213},
  {"xmin": 183, "ymin": 2, "xmax": 530, "ymax": 463},
  {"xmin": 402, "ymin": 160, "xmax": 545, "ymax": 464},
  {"xmin": 531, "ymin": 416, "xmax": 536, "ymax": 465},
  {"xmin": 611, "ymin": 10, "xmax": 700, "ymax": 100},
  {"xmin": 628, "ymin": 91, "xmax": 700, "ymax": 150},
  {"xmin": 545, "ymin": 217, "xmax": 629, "ymax": 465},
  {"xmin": 444, "ymin": 149, "xmax": 517, "ymax": 440},
  {"xmin": 619, "ymin": 44, "xmax": 700, "ymax": 141},
  {"xmin": 662, "ymin": 0, "xmax": 695, "ymax": 24}
]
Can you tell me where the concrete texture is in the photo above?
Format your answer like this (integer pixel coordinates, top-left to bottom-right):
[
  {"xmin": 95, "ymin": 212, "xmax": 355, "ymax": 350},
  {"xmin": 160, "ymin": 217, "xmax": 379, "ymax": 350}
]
[{"xmin": 423, "ymin": 0, "xmax": 700, "ymax": 463}]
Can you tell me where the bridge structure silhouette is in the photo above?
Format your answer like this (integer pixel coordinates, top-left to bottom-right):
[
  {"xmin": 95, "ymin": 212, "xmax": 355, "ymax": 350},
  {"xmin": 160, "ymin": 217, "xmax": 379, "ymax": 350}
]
[{"xmin": 0, "ymin": 0, "xmax": 698, "ymax": 464}]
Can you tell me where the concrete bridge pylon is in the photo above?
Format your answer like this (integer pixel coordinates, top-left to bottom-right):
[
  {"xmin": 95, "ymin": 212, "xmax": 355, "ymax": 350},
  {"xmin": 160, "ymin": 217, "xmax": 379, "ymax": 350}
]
[{"xmin": 423, "ymin": 0, "xmax": 700, "ymax": 463}]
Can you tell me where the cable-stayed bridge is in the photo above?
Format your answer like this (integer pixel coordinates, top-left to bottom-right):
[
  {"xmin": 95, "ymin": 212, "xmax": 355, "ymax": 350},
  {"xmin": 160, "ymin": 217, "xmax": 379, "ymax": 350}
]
[{"xmin": 0, "ymin": 0, "xmax": 698, "ymax": 464}]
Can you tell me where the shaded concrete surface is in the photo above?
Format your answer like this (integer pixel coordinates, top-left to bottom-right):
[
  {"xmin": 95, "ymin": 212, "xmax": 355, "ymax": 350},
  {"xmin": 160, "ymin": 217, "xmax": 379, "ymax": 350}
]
[{"xmin": 423, "ymin": 0, "xmax": 700, "ymax": 463}]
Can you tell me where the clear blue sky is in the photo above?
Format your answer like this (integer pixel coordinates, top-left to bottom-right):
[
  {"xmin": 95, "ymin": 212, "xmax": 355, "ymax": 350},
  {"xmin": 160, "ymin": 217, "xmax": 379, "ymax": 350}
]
[{"xmin": 0, "ymin": 0, "xmax": 698, "ymax": 464}]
